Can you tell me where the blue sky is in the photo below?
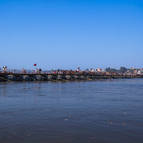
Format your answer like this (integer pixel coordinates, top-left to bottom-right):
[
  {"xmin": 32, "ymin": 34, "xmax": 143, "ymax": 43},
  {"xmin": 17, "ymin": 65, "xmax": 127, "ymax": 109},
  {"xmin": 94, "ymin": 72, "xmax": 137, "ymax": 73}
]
[{"xmin": 0, "ymin": 0, "xmax": 143, "ymax": 70}]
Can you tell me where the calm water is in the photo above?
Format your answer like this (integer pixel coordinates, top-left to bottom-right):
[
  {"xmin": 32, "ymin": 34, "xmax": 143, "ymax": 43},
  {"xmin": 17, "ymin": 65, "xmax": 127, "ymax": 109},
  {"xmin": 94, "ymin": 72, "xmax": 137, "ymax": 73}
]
[{"xmin": 0, "ymin": 79, "xmax": 143, "ymax": 143}]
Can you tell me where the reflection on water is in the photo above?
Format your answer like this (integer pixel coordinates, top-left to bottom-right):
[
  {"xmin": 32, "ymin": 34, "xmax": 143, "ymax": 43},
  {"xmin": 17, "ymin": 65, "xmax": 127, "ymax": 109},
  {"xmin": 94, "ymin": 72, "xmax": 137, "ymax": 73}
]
[{"xmin": 0, "ymin": 79, "xmax": 143, "ymax": 143}]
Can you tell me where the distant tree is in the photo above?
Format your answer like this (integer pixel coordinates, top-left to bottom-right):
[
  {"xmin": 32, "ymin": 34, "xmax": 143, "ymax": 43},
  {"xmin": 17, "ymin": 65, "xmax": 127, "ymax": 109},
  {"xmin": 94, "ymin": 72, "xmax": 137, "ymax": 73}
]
[
  {"xmin": 105, "ymin": 67, "xmax": 118, "ymax": 73},
  {"xmin": 119, "ymin": 67, "xmax": 128, "ymax": 73},
  {"xmin": 105, "ymin": 67, "xmax": 111, "ymax": 72}
]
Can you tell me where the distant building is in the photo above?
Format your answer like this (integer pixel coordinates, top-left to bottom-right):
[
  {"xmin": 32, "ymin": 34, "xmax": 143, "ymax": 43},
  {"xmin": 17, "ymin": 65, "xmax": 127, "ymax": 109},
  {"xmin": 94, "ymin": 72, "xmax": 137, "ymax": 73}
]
[
  {"xmin": 137, "ymin": 70, "xmax": 141, "ymax": 75},
  {"xmin": 96, "ymin": 68, "xmax": 102, "ymax": 72},
  {"xmin": 90, "ymin": 68, "xmax": 95, "ymax": 73},
  {"xmin": 76, "ymin": 67, "xmax": 81, "ymax": 72},
  {"xmin": 21, "ymin": 68, "xmax": 27, "ymax": 74},
  {"xmin": 133, "ymin": 69, "xmax": 138, "ymax": 74},
  {"xmin": 137, "ymin": 69, "xmax": 143, "ymax": 75}
]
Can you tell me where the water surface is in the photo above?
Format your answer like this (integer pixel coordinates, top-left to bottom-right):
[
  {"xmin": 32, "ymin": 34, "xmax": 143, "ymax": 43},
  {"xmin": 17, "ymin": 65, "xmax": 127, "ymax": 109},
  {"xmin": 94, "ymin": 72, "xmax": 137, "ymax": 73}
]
[{"xmin": 0, "ymin": 79, "xmax": 143, "ymax": 143}]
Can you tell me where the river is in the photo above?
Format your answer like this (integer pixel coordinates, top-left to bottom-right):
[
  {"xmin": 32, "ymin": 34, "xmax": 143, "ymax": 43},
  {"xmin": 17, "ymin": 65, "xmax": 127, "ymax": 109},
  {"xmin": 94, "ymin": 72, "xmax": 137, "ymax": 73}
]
[{"xmin": 0, "ymin": 79, "xmax": 143, "ymax": 143}]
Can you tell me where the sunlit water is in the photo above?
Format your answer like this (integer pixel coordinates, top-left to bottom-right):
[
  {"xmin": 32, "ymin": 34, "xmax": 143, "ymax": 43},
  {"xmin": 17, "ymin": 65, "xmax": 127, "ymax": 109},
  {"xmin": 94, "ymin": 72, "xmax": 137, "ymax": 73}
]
[{"xmin": 0, "ymin": 79, "xmax": 143, "ymax": 143}]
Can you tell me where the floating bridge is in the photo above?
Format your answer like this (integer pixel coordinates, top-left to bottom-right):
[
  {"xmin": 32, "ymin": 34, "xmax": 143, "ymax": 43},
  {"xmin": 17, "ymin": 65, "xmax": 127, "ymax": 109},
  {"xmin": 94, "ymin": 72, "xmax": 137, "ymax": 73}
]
[{"xmin": 0, "ymin": 73, "xmax": 142, "ymax": 82}]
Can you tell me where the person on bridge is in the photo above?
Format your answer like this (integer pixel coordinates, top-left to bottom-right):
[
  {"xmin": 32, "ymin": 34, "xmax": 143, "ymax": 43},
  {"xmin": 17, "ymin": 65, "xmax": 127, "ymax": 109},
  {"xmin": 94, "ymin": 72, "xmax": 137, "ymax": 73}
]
[{"xmin": 3, "ymin": 66, "xmax": 7, "ymax": 73}]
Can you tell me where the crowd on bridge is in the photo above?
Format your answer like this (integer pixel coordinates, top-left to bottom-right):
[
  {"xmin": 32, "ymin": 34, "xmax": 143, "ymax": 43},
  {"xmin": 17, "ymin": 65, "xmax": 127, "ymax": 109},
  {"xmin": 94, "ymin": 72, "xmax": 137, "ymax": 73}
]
[{"xmin": 0, "ymin": 65, "xmax": 143, "ymax": 76}]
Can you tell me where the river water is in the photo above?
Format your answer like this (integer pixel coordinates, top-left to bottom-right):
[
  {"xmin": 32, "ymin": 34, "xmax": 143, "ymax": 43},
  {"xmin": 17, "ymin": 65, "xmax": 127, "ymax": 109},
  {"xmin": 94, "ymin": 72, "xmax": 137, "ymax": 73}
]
[{"xmin": 0, "ymin": 79, "xmax": 143, "ymax": 143}]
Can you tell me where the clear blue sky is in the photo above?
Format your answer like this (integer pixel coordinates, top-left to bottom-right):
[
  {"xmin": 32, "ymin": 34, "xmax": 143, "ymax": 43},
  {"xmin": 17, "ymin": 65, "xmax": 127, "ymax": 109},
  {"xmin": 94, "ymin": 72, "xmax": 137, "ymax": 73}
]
[{"xmin": 0, "ymin": 0, "xmax": 143, "ymax": 70}]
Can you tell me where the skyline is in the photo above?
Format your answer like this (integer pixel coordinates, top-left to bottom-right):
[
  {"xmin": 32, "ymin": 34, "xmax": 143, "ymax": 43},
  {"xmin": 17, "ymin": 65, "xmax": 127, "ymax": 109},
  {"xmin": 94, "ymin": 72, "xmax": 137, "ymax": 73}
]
[{"xmin": 0, "ymin": 0, "xmax": 143, "ymax": 70}]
